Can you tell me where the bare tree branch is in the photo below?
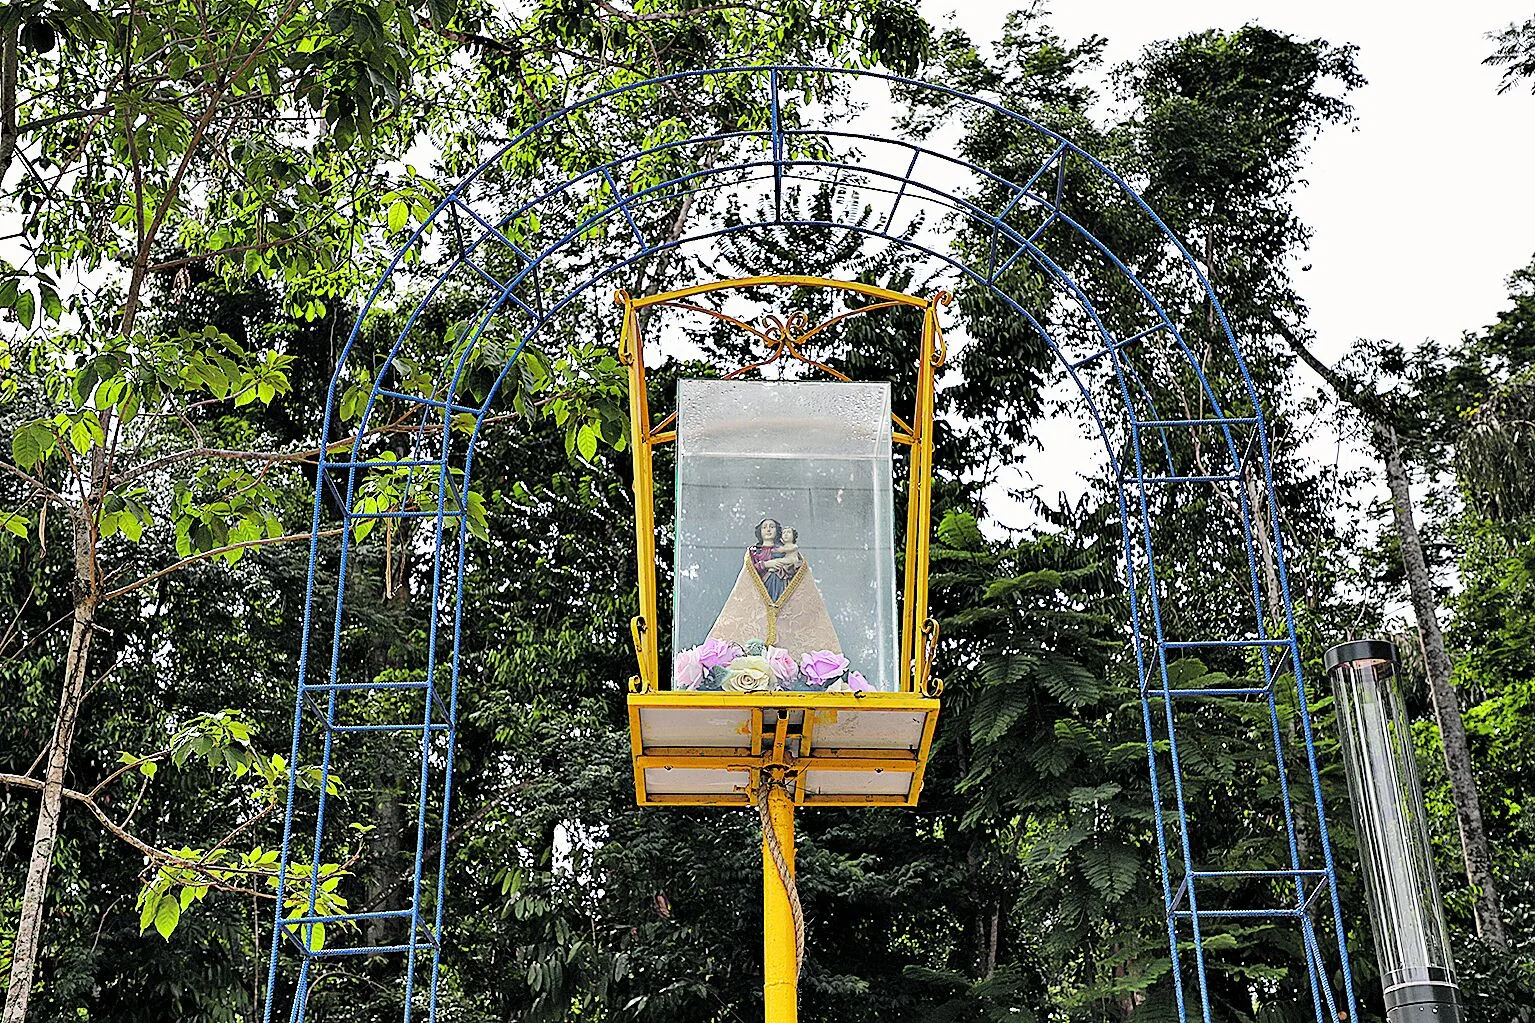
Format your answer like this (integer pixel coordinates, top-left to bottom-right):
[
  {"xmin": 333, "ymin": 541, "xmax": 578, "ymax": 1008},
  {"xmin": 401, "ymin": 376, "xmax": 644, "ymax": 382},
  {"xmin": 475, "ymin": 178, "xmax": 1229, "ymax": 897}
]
[
  {"xmin": 101, "ymin": 527, "xmax": 344, "ymax": 603},
  {"xmin": 0, "ymin": 772, "xmax": 274, "ymax": 899},
  {"xmin": 594, "ymin": 2, "xmax": 773, "ymax": 23},
  {"xmin": 147, "ymin": 226, "xmax": 321, "ymax": 272}
]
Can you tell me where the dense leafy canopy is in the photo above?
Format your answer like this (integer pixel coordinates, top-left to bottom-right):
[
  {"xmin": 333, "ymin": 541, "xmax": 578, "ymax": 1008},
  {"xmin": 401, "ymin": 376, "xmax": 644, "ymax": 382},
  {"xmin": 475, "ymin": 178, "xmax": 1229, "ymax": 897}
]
[{"xmin": 1, "ymin": 4, "xmax": 1533, "ymax": 1023}]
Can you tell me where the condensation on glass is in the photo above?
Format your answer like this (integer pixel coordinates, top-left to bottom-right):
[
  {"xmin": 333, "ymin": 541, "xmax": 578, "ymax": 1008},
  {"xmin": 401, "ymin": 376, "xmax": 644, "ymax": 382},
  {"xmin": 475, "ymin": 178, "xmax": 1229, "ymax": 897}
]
[
  {"xmin": 672, "ymin": 380, "xmax": 897, "ymax": 693},
  {"xmin": 1325, "ymin": 640, "xmax": 1464, "ymax": 1023}
]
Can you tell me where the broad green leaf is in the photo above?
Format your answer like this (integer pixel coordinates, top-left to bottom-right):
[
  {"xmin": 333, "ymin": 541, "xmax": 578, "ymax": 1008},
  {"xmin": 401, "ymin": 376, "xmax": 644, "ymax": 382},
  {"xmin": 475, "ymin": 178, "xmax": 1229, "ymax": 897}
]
[
  {"xmin": 0, "ymin": 511, "xmax": 27, "ymax": 539},
  {"xmin": 12, "ymin": 425, "xmax": 42, "ymax": 469},
  {"xmin": 138, "ymin": 892, "xmax": 159, "ymax": 934},
  {"xmin": 576, "ymin": 423, "xmax": 598, "ymax": 462},
  {"xmin": 153, "ymin": 894, "xmax": 181, "ymax": 939},
  {"xmin": 40, "ymin": 286, "xmax": 62, "ymax": 322},
  {"xmin": 68, "ymin": 419, "xmax": 94, "ymax": 454}
]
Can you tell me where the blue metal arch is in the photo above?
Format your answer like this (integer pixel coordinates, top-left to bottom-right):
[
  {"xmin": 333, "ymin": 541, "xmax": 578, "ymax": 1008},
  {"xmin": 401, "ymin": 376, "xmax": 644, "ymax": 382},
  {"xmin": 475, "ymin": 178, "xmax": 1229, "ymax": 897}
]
[{"xmin": 264, "ymin": 65, "xmax": 1358, "ymax": 1022}]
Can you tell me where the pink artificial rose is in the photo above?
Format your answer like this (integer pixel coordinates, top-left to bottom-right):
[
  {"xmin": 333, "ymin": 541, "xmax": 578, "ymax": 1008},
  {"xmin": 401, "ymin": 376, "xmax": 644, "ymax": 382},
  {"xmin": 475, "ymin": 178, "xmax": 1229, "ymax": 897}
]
[
  {"xmin": 766, "ymin": 646, "xmax": 798, "ymax": 684},
  {"xmin": 800, "ymin": 650, "xmax": 850, "ymax": 685},
  {"xmin": 674, "ymin": 648, "xmax": 706, "ymax": 690},
  {"xmin": 847, "ymin": 671, "xmax": 874, "ymax": 692},
  {"xmin": 695, "ymin": 638, "xmax": 743, "ymax": 670}
]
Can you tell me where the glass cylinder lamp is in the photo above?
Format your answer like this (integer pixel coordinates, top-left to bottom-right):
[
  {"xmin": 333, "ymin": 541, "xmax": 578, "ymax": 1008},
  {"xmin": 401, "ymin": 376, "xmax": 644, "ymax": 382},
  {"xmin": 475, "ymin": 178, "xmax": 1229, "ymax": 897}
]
[{"xmin": 1324, "ymin": 640, "xmax": 1464, "ymax": 1023}]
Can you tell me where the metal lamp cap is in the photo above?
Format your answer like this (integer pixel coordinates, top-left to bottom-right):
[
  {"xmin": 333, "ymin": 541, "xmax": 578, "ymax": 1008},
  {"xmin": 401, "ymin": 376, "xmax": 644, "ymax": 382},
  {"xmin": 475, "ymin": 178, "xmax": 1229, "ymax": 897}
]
[{"xmin": 1323, "ymin": 639, "xmax": 1398, "ymax": 675}]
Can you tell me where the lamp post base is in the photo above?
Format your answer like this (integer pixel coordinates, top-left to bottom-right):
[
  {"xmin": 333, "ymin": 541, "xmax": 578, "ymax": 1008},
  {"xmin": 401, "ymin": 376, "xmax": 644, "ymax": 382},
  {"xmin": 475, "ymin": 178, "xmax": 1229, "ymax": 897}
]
[{"xmin": 1384, "ymin": 981, "xmax": 1465, "ymax": 1023}]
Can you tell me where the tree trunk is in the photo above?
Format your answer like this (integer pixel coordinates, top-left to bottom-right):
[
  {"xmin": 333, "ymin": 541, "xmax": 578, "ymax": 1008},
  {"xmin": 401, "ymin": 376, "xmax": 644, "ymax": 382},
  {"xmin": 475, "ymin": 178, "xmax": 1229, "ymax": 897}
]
[
  {"xmin": 0, "ymin": 19, "xmax": 18, "ymax": 183},
  {"xmin": 3, "ymin": 600, "xmax": 95, "ymax": 1023},
  {"xmin": 1268, "ymin": 316, "xmax": 1509, "ymax": 946},
  {"xmin": 983, "ymin": 903, "xmax": 999, "ymax": 980},
  {"xmin": 363, "ymin": 769, "xmax": 405, "ymax": 949},
  {"xmin": 1377, "ymin": 423, "xmax": 1507, "ymax": 947},
  {"xmin": 3, "ymin": 498, "xmax": 99, "ymax": 1022}
]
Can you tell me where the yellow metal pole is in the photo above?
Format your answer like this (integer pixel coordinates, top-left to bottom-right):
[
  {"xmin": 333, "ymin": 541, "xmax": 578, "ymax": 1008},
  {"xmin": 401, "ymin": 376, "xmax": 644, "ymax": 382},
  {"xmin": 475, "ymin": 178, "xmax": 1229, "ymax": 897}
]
[
  {"xmin": 618, "ymin": 293, "xmax": 659, "ymax": 687},
  {"xmin": 900, "ymin": 299, "xmax": 940, "ymax": 691},
  {"xmin": 762, "ymin": 783, "xmax": 797, "ymax": 1023},
  {"xmin": 910, "ymin": 303, "xmax": 939, "ymax": 651}
]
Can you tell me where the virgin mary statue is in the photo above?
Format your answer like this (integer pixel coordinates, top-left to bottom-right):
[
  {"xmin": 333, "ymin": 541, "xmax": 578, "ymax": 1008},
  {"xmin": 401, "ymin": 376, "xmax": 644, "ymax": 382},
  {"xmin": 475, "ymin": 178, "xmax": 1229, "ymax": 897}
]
[{"xmin": 706, "ymin": 517, "xmax": 841, "ymax": 657}]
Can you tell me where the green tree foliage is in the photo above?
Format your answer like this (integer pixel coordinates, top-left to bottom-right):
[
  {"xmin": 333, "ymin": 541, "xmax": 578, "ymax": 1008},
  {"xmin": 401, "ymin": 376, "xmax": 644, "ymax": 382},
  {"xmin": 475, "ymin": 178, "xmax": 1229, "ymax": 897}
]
[
  {"xmin": 1427, "ymin": 257, "xmax": 1535, "ymax": 1009},
  {"xmin": 4, "ymin": 5, "xmax": 1533, "ymax": 1023},
  {"xmin": 1486, "ymin": 15, "xmax": 1535, "ymax": 94},
  {"xmin": 0, "ymin": 3, "xmax": 933, "ymax": 1020}
]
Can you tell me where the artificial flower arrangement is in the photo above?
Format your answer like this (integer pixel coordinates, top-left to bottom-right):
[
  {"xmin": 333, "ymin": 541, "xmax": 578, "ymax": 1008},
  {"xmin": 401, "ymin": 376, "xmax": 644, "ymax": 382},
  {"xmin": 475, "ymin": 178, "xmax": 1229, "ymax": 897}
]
[{"xmin": 673, "ymin": 637, "xmax": 876, "ymax": 693}]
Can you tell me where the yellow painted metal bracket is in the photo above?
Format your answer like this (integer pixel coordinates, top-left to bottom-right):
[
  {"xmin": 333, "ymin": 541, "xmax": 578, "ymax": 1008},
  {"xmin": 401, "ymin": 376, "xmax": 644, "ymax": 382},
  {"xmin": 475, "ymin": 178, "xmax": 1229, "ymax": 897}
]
[
  {"xmin": 617, "ymin": 276, "xmax": 948, "ymax": 820},
  {"xmin": 627, "ymin": 690, "xmax": 940, "ymax": 808},
  {"xmin": 632, "ymin": 274, "xmax": 932, "ymax": 310}
]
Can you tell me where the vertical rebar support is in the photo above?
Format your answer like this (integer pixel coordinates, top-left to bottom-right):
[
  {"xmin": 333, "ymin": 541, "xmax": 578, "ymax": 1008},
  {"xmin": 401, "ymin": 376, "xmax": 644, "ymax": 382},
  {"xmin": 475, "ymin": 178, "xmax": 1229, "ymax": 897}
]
[{"xmin": 900, "ymin": 295, "xmax": 945, "ymax": 691}]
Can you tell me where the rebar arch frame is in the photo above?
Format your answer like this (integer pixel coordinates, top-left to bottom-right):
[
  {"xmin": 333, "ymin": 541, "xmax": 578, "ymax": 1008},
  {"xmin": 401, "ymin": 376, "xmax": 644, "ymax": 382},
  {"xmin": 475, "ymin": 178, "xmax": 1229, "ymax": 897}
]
[{"xmin": 263, "ymin": 65, "xmax": 1360, "ymax": 1023}]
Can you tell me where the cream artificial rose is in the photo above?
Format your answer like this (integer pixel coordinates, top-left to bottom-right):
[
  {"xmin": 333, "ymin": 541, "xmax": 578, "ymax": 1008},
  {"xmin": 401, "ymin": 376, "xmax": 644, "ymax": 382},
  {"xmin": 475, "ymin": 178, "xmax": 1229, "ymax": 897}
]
[{"xmin": 722, "ymin": 655, "xmax": 773, "ymax": 693}]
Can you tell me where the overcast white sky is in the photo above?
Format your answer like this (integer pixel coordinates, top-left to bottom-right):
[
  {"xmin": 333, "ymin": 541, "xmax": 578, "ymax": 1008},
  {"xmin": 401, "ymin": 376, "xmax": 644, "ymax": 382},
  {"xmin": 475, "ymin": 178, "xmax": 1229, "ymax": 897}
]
[{"xmin": 933, "ymin": 1, "xmax": 1535, "ymax": 359}]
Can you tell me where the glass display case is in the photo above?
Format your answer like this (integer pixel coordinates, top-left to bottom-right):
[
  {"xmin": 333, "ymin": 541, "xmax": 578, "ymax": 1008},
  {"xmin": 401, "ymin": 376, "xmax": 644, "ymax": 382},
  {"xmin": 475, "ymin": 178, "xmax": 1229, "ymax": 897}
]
[{"xmin": 671, "ymin": 379, "xmax": 898, "ymax": 693}]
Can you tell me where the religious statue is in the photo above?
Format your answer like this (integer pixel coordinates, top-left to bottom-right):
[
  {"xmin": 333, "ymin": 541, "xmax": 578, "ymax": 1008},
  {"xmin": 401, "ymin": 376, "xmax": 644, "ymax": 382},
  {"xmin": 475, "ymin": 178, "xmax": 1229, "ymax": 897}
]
[
  {"xmin": 708, "ymin": 517, "xmax": 841, "ymax": 657},
  {"xmin": 672, "ymin": 516, "xmax": 873, "ymax": 692}
]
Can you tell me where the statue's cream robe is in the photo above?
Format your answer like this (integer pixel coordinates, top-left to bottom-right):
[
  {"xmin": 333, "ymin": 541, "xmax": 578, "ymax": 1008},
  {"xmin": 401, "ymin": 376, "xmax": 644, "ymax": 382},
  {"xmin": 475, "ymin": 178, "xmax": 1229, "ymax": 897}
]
[{"xmin": 706, "ymin": 552, "xmax": 842, "ymax": 657}]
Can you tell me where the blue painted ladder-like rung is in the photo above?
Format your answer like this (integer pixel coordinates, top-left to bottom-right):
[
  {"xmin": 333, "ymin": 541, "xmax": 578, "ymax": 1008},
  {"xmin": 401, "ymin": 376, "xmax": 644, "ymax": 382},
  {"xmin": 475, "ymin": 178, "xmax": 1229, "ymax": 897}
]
[
  {"xmin": 280, "ymin": 911, "xmax": 440, "ymax": 958},
  {"xmin": 299, "ymin": 679, "xmax": 451, "ymax": 733},
  {"xmin": 1170, "ymin": 869, "xmax": 1332, "ymax": 919}
]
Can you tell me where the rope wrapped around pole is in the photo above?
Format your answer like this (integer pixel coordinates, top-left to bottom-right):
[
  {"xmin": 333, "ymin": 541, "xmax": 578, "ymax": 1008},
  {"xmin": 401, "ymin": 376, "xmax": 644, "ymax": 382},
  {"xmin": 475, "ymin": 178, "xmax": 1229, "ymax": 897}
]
[{"xmin": 756, "ymin": 780, "xmax": 805, "ymax": 976}]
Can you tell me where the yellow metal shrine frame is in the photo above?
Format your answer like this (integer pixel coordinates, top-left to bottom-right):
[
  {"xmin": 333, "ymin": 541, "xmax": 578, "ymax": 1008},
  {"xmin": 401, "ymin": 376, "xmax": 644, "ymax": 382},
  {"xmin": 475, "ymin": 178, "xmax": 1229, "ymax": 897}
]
[{"xmin": 618, "ymin": 275, "xmax": 945, "ymax": 1023}]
